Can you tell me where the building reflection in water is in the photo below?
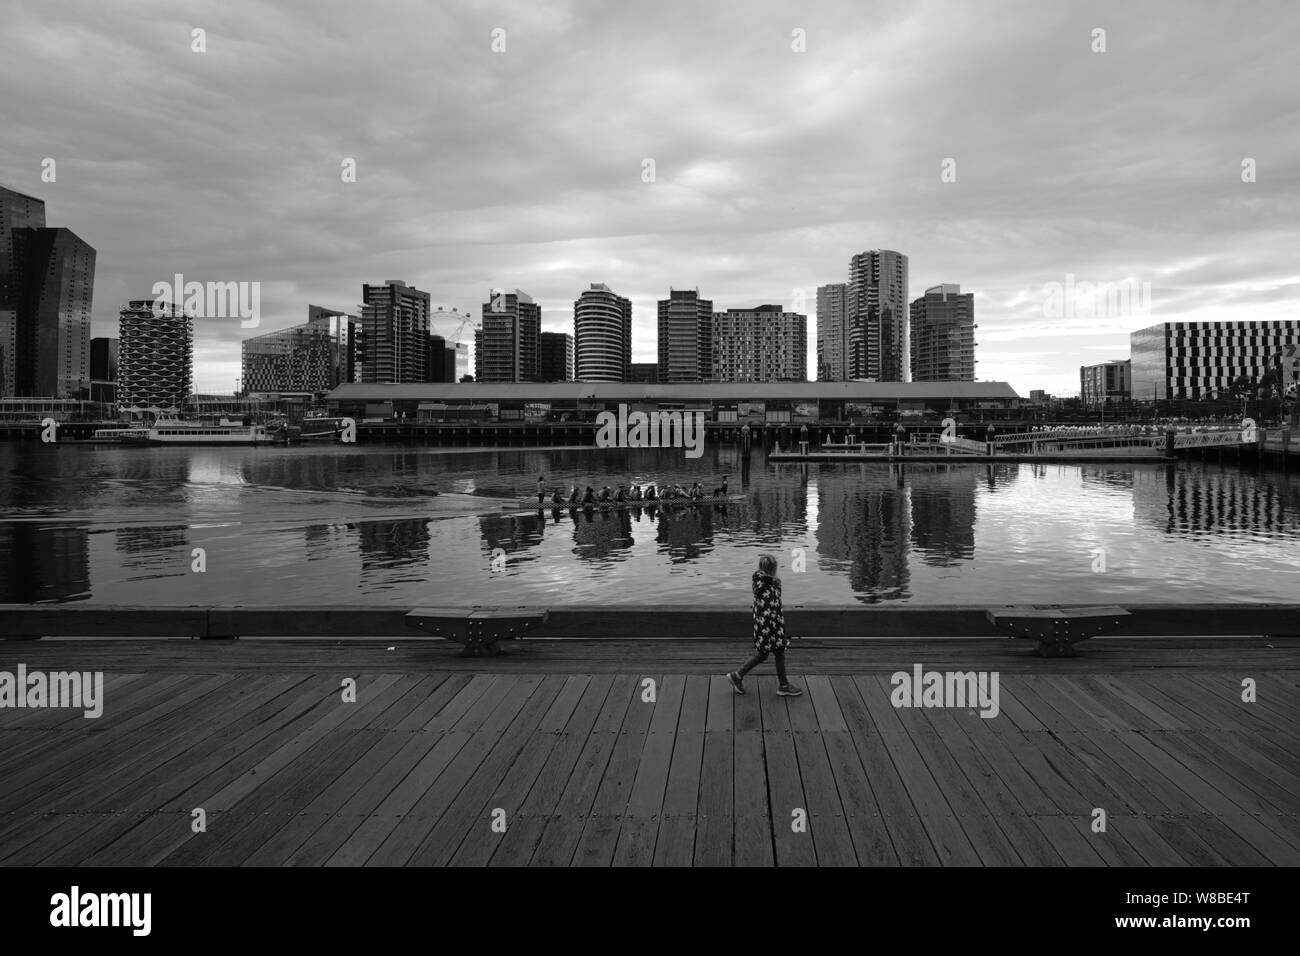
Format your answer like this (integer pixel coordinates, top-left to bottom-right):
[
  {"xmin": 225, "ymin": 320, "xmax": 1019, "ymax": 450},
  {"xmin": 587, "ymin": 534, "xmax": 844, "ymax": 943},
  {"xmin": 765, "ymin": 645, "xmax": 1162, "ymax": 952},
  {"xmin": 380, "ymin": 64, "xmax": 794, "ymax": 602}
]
[
  {"xmin": 907, "ymin": 464, "xmax": 977, "ymax": 567},
  {"xmin": 1130, "ymin": 464, "xmax": 1300, "ymax": 538},
  {"xmin": 0, "ymin": 524, "xmax": 90, "ymax": 602},
  {"xmin": 115, "ymin": 526, "xmax": 189, "ymax": 572},
  {"xmin": 813, "ymin": 464, "xmax": 911, "ymax": 602},
  {"xmin": 354, "ymin": 518, "xmax": 432, "ymax": 578}
]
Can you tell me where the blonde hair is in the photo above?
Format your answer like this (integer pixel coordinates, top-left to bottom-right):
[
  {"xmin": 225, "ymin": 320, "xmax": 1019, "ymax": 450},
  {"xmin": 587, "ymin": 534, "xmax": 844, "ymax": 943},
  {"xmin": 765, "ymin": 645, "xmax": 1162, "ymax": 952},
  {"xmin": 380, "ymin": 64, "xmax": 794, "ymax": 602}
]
[{"xmin": 758, "ymin": 554, "xmax": 778, "ymax": 577}]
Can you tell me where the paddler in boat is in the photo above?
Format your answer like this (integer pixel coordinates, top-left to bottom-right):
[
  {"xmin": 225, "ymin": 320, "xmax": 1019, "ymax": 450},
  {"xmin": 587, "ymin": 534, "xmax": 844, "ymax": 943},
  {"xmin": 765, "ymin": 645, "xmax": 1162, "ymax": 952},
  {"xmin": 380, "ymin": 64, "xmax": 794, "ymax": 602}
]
[
  {"xmin": 551, "ymin": 488, "xmax": 566, "ymax": 506},
  {"xmin": 628, "ymin": 483, "xmax": 642, "ymax": 502},
  {"xmin": 644, "ymin": 483, "xmax": 658, "ymax": 501},
  {"xmin": 599, "ymin": 485, "xmax": 612, "ymax": 503},
  {"xmin": 582, "ymin": 485, "xmax": 596, "ymax": 505},
  {"xmin": 690, "ymin": 481, "xmax": 704, "ymax": 499},
  {"xmin": 614, "ymin": 484, "xmax": 628, "ymax": 502},
  {"xmin": 569, "ymin": 486, "xmax": 582, "ymax": 506}
]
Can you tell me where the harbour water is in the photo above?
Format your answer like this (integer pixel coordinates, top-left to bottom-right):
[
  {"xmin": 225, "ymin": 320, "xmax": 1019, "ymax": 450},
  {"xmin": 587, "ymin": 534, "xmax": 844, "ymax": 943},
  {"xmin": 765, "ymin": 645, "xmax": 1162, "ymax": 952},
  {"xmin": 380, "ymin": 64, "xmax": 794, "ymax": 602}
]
[{"xmin": 1, "ymin": 443, "xmax": 1298, "ymax": 606}]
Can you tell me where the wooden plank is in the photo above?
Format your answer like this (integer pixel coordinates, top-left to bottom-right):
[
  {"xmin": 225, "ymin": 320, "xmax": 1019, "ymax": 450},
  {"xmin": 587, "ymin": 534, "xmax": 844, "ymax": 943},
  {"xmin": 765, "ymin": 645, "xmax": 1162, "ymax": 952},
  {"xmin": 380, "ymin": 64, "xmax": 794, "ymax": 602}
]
[
  {"xmin": 1107, "ymin": 815, "xmax": 1191, "ymax": 866},
  {"xmin": 694, "ymin": 676, "xmax": 734, "ymax": 867},
  {"xmin": 757, "ymin": 680, "xmax": 816, "ymax": 866},
  {"xmin": 0, "ymin": 674, "xmax": 308, "ymax": 862},
  {"xmin": 925, "ymin": 705, "xmax": 1063, "ymax": 866},
  {"xmin": 326, "ymin": 675, "xmax": 530, "ymax": 865},
  {"xmin": 613, "ymin": 675, "xmax": 686, "ymax": 866},
  {"xmin": 489, "ymin": 674, "xmax": 619, "ymax": 867},
  {"xmin": 449, "ymin": 675, "xmax": 591, "ymax": 867},
  {"xmin": 882, "ymin": 678, "xmax": 1020, "ymax": 866},
  {"xmin": 786, "ymin": 681, "xmax": 857, "ymax": 866},
  {"xmin": 852, "ymin": 676, "xmax": 981, "ymax": 865},
  {"xmin": 1112, "ymin": 731, "xmax": 1300, "ymax": 865},
  {"xmin": 653, "ymin": 675, "xmax": 709, "ymax": 867},
  {"xmin": 84, "ymin": 675, "xmax": 410, "ymax": 866},
  {"xmin": 571, "ymin": 674, "xmax": 659, "ymax": 867},
  {"xmin": 530, "ymin": 675, "xmax": 638, "ymax": 866},
  {"xmin": 400, "ymin": 675, "xmax": 566, "ymax": 867},
  {"xmin": 20, "ymin": 674, "xmax": 314, "ymax": 866},
  {"xmin": 831, "ymin": 675, "xmax": 938, "ymax": 865}
]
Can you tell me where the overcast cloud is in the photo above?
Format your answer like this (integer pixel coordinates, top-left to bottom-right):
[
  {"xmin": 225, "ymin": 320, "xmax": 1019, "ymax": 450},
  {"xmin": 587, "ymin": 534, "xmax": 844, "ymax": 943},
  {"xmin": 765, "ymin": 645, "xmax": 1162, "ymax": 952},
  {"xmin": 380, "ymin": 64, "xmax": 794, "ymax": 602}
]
[{"xmin": 3, "ymin": 0, "xmax": 1297, "ymax": 396}]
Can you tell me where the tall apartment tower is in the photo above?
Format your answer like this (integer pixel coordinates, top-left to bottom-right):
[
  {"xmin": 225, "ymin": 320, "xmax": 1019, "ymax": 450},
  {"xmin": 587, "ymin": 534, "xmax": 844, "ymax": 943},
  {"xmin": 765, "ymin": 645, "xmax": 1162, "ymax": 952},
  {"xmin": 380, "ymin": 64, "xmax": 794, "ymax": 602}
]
[
  {"xmin": 118, "ymin": 299, "xmax": 193, "ymax": 408},
  {"xmin": 359, "ymin": 280, "xmax": 431, "ymax": 384},
  {"xmin": 0, "ymin": 187, "xmax": 96, "ymax": 397},
  {"xmin": 657, "ymin": 288, "xmax": 713, "ymax": 383},
  {"xmin": 242, "ymin": 305, "xmax": 356, "ymax": 393},
  {"xmin": 711, "ymin": 305, "xmax": 807, "ymax": 382},
  {"xmin": 816, "ymin": 283, "xmax": 849, "ymax": 381},
  {"xmin": 848, "ymin": 249, "xmax": 909, "ymax": 381},
  {"xmin": 539, "ymin": 331, "xmax": 574, "ymax": 382},
  {"xmin": 475, "ymin": 289, "xmax": 541, "ymax": 383},
  {"xmin": 574, "ymin": 283, "xmax": 632, "ymax": 382},
  {"xmin": 909, "ymin": 284, "xmax": 976, "ymax": 382}
]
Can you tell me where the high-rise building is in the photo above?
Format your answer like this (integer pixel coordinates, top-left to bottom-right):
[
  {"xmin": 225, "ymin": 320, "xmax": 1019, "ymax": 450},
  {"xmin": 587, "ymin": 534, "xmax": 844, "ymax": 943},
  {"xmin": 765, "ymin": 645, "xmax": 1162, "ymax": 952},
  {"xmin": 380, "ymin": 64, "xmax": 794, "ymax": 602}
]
[
  {"xmin": 1130, "ymin": 320, "xmax": 1300, "ymax": 401},
  {"xmin": 848, "ymin": 249, "xmax": 909, "ymax": 381},
  {"xmin": 118, "ymin": 299, "xmax": 193, "ymax": 408},
  {"xmin": 359, "ymin": 280, "xmax": 430, "ymax": 384},
  {"xmin": 426, "ymin": 334, "xmax": 457, "ymax": 383},
  {"xmin": 711, "ymin": 305, "xmax": 807, "ymax": 382},
  {"xmin": 475, "ymin": 289, "xmax": 541, "ymax": 383},
  {"xmin": 242, "ymin": 306, "xmax": 356, "ymax": 393},
  {"xmin": 539, "ymin": 331, "xmax": 574, "ymax": 382},
  {"xmin": 453, "ymin": 341, "xmax": 469, "ymax": 382},
  {"xmin": 816, "ymin": 283, "xmax": 849, "ymax": 382},
  {"xmin": 89, "ymin": 336, "xmax": 118, "ymax": 404},
  {"xmin": 0, "ymin": 186, "xmax": 47, "ymax": 396},
  {"xmin": 909, "ymin": 284, "xmax": 976, "ymax": 382},
  {"xmin": 90, "ymin": 337, "xmax": 119, "ymax": 382},
  {"xmin": 657, "ymin": 288, "xmax": 713, "ymax": 383},
  {"xmin": 574, "ymin": 283, "xmax": 632, "ymax": 382},
  {"xmin": 1079, "ymin": 360, "xmax": 1131, "ymax": 406},
  {"xmin": 0, "ymin": 188, "xmax": 96, "ymax": 397},
  {"xmin": 629, "ymin": 362, "xmax": 658, "ymax": 384}
]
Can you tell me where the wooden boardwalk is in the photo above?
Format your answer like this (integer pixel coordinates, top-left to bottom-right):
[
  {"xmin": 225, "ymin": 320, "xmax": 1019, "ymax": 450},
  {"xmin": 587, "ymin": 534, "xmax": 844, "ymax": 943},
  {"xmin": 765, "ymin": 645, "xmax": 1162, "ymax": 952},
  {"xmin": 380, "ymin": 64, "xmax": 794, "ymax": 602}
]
[{"xmin": 1, "ymin": 638, "xmax": 1298, "ymax": 866}]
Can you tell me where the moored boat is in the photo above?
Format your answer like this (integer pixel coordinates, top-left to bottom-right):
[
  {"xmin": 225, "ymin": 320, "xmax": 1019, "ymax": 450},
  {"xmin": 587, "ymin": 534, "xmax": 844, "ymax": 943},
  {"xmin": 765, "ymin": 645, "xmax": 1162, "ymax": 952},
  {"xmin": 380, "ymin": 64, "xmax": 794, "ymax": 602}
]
[{"xmin": 119, "ymin": 422, "xmax": 275, "ymax": 445}]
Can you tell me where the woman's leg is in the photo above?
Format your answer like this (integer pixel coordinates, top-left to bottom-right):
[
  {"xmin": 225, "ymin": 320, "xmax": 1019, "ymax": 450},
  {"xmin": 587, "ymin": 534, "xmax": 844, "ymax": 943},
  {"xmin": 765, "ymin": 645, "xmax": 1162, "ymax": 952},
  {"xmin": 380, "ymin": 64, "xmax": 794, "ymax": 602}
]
[
  {"xmin": 773, "ymin": 648, "xmax": 789, "ymax": 685},
  {"xmin": 737, "ymin": 648, "xmax": 768, "ymax": 676}
]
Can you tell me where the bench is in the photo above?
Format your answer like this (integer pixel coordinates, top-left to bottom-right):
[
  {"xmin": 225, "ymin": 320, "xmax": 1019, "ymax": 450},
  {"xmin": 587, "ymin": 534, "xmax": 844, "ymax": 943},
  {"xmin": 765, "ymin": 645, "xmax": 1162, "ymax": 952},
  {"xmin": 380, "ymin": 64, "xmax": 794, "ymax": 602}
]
[
  {"xmin": 405, "ymin": 606, "xmax": 549, "ymax": 656},
  {"xmin": 986, "ymin": 605, "xmax": 1132, "ymax": 657}
]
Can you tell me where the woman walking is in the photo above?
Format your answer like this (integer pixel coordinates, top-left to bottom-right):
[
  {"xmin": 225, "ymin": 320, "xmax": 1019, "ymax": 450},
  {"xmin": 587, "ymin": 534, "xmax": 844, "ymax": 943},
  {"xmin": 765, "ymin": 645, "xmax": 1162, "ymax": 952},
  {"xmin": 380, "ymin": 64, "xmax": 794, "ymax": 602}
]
[{"xmin": 727, "ymin": 554, "xmax": 802, "ymax": 697}]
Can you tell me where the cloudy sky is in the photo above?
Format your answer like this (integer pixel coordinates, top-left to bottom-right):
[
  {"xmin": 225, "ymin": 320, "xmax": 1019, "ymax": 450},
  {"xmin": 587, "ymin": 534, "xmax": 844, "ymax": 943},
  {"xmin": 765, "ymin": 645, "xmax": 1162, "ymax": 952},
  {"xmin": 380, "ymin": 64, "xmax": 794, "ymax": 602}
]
[{"xmin": 3, "ymin": 0, "xmax": 1297, "ymax": 396}]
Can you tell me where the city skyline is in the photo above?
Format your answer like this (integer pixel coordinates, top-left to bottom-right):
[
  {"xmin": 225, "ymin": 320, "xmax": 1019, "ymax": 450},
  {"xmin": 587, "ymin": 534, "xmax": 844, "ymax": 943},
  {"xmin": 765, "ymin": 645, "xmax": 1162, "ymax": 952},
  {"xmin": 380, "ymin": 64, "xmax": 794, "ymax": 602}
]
[{"xmin": 2, "ymin": 0, "xmax": 1295, "ymax": 396}]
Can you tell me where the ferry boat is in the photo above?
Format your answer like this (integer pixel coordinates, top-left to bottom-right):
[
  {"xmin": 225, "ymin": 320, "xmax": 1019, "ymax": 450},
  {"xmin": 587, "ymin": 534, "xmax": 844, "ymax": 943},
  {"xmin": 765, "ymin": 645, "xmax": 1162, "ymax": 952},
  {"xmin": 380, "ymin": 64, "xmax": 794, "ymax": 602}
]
[
  {"xmin": 300, "ymin": 416, "xmax": 348, "ymax": 442},
  {"xmin": 119, "ymin": 422, "xmax": 275, "ymax": 445},
  {"xmin": 91, "ymin": 424, "xmax": 152, "ymax": 442}
]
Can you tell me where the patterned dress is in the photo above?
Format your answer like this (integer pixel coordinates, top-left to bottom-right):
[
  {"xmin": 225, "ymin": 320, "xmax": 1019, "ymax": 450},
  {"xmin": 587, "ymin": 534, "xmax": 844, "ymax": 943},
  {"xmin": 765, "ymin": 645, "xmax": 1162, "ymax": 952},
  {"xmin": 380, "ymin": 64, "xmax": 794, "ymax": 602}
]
[{"xmin": 752, "ymin": 570, "xmax": 789, "ymax": 653}]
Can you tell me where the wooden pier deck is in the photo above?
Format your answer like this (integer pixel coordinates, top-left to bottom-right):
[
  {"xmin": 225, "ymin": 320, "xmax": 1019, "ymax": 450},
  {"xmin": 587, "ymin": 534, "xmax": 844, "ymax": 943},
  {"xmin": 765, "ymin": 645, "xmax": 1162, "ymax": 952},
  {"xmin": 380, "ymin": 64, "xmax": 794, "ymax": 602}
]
[{"xmin": 1, "ymin": 638, "xmax": 1298, "ymax": 866}]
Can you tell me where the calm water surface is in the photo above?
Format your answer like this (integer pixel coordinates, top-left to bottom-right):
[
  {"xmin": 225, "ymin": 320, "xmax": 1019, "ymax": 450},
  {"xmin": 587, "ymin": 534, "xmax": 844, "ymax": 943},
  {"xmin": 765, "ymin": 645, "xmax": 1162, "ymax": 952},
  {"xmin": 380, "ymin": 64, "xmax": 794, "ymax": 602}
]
[{"xmin": 1, "ymin": 443, "xmax": 1298, "ymax": 606}]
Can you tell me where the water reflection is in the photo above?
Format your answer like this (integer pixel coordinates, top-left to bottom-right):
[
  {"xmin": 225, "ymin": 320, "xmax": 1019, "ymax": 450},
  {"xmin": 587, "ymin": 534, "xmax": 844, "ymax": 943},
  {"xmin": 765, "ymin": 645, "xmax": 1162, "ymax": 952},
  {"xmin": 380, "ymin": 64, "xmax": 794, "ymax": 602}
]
[
  {"xmin": 0, "ymin": 524, "xmax": 89, "ymax": 602},
  {"xmin": 4, "ymin": 442, "xmax": 1300, "ymax": 606}
]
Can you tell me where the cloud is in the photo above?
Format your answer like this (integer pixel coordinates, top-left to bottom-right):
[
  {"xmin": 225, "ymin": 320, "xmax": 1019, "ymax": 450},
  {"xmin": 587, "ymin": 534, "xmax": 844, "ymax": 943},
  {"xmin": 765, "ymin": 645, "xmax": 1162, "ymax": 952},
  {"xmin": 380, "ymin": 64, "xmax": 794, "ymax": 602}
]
[{"xmin": 2, "ymin": 0, "xmax": 1296, "ymax": 398}]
